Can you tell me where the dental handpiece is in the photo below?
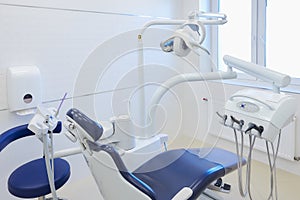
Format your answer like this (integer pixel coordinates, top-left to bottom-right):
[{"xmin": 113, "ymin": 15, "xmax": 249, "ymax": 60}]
[
  {"xmin": 230, "ymin": 116, "xmax": 244, "ymax": 128},
  {"xmin": 245, "ymin": 122, "xmax": 264, "ymax": 135}
]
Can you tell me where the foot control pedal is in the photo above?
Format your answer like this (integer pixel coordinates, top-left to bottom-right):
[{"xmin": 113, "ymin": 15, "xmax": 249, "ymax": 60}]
[{"xmin": 208, "ymin": 178, "xmax": 231, "ymax": 193}]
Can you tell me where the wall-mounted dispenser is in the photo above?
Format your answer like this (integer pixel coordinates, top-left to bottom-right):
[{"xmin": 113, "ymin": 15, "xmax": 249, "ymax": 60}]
[{"xmin": 6, "ymin": 66, "xmax": 42, "ymax": 115}]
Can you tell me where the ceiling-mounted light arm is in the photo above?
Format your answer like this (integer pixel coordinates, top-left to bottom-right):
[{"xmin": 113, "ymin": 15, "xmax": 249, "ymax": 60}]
[
  {"xmin": 139, "ymin": 11, "xmax": 227, "ymax": 37},
  {"xmin": 188, "ymin": 10, "xmax": 227, "ymax": 25},
  {"xmin": 139, "ymin": 20, "xmax": 186, "ymax": 37},
  {"xmin": 223, "ymin": 55, "xmax": 291, "ymax": 93}
]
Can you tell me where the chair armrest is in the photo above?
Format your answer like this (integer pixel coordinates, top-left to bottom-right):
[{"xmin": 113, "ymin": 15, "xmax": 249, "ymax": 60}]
[
  {"xmin": 0, "ymin": 124, "xmax": 33, "ymax": 152},
  {"xmin": 0, "ymin": 122, "xmax": 62, "ymax": 152}
]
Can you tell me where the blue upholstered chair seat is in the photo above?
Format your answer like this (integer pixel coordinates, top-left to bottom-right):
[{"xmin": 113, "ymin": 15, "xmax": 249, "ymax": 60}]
[
  {"xmin": 132, "ymin": 149, "xmax": 227, "ymax": 200},
  {"xmin": 8, "ymin": 158, "xmax": 70, "ymax": 198},
  {"xmin": 0, "ymin": 123, "xmax": 70, "ymax": 198}
]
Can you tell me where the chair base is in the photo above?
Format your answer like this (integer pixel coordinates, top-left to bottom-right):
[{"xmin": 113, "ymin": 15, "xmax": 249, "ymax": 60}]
[{"xmin": 40, "ymin": 198, "xmax": 68, "ymax": 200}]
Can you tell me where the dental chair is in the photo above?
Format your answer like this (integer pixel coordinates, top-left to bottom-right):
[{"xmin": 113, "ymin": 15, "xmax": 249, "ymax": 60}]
[
  {"xmin": 65, "ymin": 108, "xmax": 244, "ymax": 200},
  {"xmin": 0, "ymin": 123, "xmax": 70, "ymax": 199}
]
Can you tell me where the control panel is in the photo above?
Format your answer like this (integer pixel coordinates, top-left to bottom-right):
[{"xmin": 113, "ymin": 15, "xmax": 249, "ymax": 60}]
[{"xmin": 223, "ymin": 89, "xmax": 296, "ymax": 142}]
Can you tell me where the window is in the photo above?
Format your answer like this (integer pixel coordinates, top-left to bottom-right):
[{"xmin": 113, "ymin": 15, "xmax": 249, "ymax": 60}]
[
  {"xmin": 218, "ymin": 0, "xmax": 252, "ymax": 71},
  {"xmin": 214, "ymin": 0, "xmax": 300, "ymax": 83},
  {"xmin": 266, "ymin": 0, "xmax": 300, "ymax": 78}
]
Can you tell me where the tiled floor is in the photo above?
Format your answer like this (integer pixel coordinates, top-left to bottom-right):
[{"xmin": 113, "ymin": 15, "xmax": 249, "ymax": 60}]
[{"xmin": 57, "ymin": 135, "xmax": 300, "ymax": 200}]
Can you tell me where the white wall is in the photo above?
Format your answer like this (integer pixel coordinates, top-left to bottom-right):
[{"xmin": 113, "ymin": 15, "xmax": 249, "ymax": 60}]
[
  {"xmin": 0, "ymin": 0, "xmax": 183, "ymax": 19},
  {"xmin": 0, "ymin": 1, "xmax": 197, "ymax": 199}
]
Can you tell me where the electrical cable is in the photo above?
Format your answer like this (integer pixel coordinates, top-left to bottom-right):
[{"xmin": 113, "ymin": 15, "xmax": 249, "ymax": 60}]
[
  {"xmin": 266, "ymin": 141, "xmax": 273, "ymax": 200},
  {"xmin": 273, "ymin": 133, "xmax": 281, "ymax": 200},
  {"xmin": 43, "ymin": 133, "xmax": 58, "ymax": 200},
  {"xmin": 163, "ymin": 142, "xmax": 168, "ymax": 151},
  {"xmin": 233, "ymin": 128, "xmax": 248, "ymax": 197},
  {"xmin": 233, "ymin": 127, "xmax": 258, "ymax": 200},
  {"xmin": 232, "ymin": 123, "xmax": 281, "ymax": 200},
  {"xmin": 247, "ymin": 134, "xmax": 256, "ymax": 200},
  {"xmin": 265, "ymin": 133, "xmax": 281, "ymax": 200},
  {"xmin": 50, "ymin": 132, "xmax": 54, "ymax": 175}
]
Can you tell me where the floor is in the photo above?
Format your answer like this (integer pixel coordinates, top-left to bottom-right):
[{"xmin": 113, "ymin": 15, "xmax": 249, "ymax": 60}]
[{"xmin": 56, "ymin": 135, "xmax": 300, "ymax": 200}]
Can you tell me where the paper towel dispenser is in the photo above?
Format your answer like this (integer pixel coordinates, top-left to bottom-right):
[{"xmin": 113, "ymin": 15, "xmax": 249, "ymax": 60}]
[{"xmin": 6, "ymin": 66, "xmax": 42, "ymax": 115}]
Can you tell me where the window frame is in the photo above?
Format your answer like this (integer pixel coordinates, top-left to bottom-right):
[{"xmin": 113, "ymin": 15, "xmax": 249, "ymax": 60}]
[{"xmin": 210, "ymin": 0, "xmax": 300, "ymax": 92}]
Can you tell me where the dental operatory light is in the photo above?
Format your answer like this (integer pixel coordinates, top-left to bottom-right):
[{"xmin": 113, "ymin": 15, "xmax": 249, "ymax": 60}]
[
  {"xmin": 139, "ymin": 10, "xmax": 227, "ymax": 58},
  {"xmin": 137, "ymin": 10, "xmax": 229, "ymax": 138},
  {"xmin": 160, "ymin": 21, "xmax": 209, "ymax": 56},
  {"xmin": 160, "ymin": 10, "xmax": 227, "ymax": 57}
]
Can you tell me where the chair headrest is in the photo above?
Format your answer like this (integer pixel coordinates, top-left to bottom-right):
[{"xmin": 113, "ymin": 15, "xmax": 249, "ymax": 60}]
[{"xmin": 66, "ymin": 108, "xmax": 103, "ymax": 142}]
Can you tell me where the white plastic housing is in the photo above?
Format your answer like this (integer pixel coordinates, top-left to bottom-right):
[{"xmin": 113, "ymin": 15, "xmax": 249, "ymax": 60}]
[
  {"xmin": 6, "ymin": 66, "xmax": 42, "ymax": 113},
  {"xmin": 225, "ymin": 89, "xmax": 296, "ymax": 142},
  {"xmin": 28, "ymin": 106, "xmax": 58, "ymax": 140},
  {"xmin": 223, "ymin": 55, "xmax": 291, "ymax": 91},
  {"xmin": 109, "ymin": 115, "xmax": 136, "ymax": 150}
]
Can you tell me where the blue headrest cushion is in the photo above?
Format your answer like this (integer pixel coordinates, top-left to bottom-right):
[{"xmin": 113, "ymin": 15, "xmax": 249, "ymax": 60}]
[{"xmin": 66, "ymin": 108, "xmax": 103, "ymax": 141}]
